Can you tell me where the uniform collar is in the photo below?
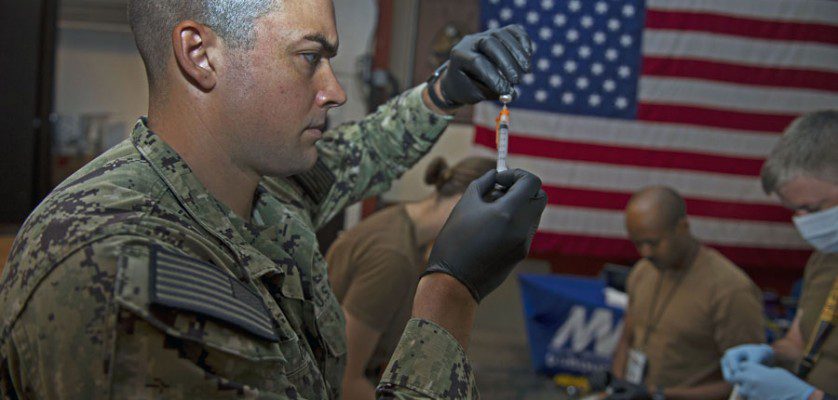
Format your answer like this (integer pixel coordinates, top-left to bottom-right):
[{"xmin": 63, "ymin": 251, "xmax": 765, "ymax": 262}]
[{"xmin": 131, "ymin": 118, "xmax": 250, "ymax": 248}]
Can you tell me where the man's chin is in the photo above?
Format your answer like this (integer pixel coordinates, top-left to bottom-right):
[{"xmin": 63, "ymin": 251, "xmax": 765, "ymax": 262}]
[
  {"xmin": 300, "ymin": 151, "xmax": 320, "ymax": 172},
  {"xmin": 265, "ymin": 150, "xmax": 319, "ymax": 178}
]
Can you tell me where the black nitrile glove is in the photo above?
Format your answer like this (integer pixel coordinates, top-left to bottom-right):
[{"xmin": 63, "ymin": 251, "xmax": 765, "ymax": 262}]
[
  {"xmin": 423, "ymin": 169, "xmax": 547, "ymax": 302},
  {"xmin": 606, "ymin": 379, "xmax": 652, "ymax": 400},
  {"xmin": 439, "ymin": 24, "xmax": 534, "ymax": 106},
  {"xmin": 589, "ymin": 371, "xmax": 615, "ymax": 392}
]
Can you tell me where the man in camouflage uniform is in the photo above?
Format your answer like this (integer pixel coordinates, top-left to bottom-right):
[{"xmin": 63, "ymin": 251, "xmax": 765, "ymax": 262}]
[{"xmin": 0, "ymin": 0, "xmax": 545, "ymax": 399}]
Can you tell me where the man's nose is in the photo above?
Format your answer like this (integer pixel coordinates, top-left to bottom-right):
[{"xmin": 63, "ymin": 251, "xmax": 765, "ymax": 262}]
[{"xmin": 316, "ymin": 62, "xmax": 347, "ymax": 109}]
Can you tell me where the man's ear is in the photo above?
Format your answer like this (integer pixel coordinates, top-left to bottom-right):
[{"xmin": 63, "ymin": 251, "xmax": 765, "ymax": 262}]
[{"xmin": 171, "ymin": 20, "xmax": 218, "ymax": 91}]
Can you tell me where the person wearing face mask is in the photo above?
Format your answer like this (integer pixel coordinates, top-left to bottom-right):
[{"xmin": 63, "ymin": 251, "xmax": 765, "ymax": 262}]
[
  {"xmin": 609, "ymin": 186, "xmax": 765, "ymax": 400},
  {"xmin": 722, "ymin": 110, "xmax": 838, "ymax": 400}
]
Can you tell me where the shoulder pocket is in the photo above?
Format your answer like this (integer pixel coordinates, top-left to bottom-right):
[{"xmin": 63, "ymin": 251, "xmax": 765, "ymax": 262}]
[
  {"xmin": 147, "ymin": 246, "xmax": 278, "ymax": 341},
  {"xmin": 115, "ymin": 244, "xmax": 288, "ymax": 361}
]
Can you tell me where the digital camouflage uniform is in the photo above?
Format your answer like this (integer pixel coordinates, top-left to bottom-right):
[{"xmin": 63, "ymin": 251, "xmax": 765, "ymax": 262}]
[{"xmin": 0, "ymin": 84, "xmax": 478, "ymax": 399}]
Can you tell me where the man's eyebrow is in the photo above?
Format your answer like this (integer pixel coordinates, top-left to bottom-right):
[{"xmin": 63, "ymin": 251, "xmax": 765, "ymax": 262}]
[{"xmin": 303, "ymin": 34, "xmax": 338, "ymax": 57}]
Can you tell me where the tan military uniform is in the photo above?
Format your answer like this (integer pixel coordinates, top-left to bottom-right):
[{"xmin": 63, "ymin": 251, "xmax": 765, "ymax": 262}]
[
  {"xmin": 626, "ymin": 246, "xmax": 765, "ymax": 389},
  {"xmin": 327, "ymin": 205, "xmax": 424, "ymax": 380},
  {"xmin": 0, "ymin": 85, "xmax": 478, "ymax": 399},
  {"xmin": 797, "ymin": 252, "xmax": 838, "ymax": 395}
]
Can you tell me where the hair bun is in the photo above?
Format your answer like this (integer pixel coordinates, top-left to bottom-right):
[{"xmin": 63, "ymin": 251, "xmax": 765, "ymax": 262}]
[{"xmin": 424, "ymin": 157, "xmax": 450, "ymax": 186}]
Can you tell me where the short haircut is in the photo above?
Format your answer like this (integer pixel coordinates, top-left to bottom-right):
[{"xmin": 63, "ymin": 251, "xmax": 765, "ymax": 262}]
[
  {"xmin": 127, "ymin": 0, "xmax": 278, "ymax": 88},
  {"xmin": 761, "ymin": 110, "xmax": 838, "ymax": 194},
  {"xmin": 628, "ymin": 186, "xmax": 687, "ymax": 230}
]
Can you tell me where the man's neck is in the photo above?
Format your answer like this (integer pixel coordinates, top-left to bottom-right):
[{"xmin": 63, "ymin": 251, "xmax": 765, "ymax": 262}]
[
  {"xmin": 148, "ymin": 97, "xmax": 261, "ymax": 220},
  {"xmin": 673, "ymin": 239, "xmax": 701, "ymax": 272}
]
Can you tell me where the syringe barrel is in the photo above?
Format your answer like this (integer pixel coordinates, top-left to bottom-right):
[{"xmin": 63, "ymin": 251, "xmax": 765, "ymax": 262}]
[
  {"xmin": 497, "ymin": 122, "xmax": 509, "ymax": 172},
  {"xmin": 496, "ymin": 102, "xmax": 511, "ymax": 172}
]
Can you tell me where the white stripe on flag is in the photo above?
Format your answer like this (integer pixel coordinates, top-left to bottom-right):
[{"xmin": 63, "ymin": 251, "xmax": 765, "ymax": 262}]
[
  {"xmin": 638, "ymin": 76, "xmax": 838, "ymax": 114},
  {"xmin": 646, "ymin": 0, "xmax": 838, "ymax": 25},
  {"xmin": 643, "ymin": 30, "xmax": 838, "ymax": 72},
  {"xmin": 471, "ymin": 148, "xmax": 776, "ymax": 205},
  {"xmin": 539, "ymin": 205, "xmax": 808, "ymax": 249},
  {"xmin": 474, "ymin": 103, "xmax": 778, "ymax": 158}
]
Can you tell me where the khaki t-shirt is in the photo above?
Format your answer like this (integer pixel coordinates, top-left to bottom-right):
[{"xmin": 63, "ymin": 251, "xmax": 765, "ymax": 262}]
[
  {"xmin": 797, "ymin": 252, "xmax": 838, "ymax": 395},
  {"xmin": 626, "ymin": 246, "xmax": 765, "ymax": 388},
  {"xmin": 327, "ymin": 205, "xmax": 423, "ymax": 380}
]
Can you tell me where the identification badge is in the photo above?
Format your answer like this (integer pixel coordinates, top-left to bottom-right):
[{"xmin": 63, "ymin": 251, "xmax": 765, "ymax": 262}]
[{"xmin": 625, "ymin": 348, "xmax": 648, "ymax": 384}]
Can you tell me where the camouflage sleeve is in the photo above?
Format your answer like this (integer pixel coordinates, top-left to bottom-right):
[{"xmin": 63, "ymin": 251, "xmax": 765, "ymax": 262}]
[
  {"xmin": 376, "ymin": 319, "xmax": 478, "ymax": 399},
  {"xmin": 1, "ymin": 237, "xmax": 313, "ymax": 399},
  {"xmin": 293, "ymin": 84, "xmax": 453, "ymax": 228},
  {"xmin": 2, "ymin": 240, "xmax": 121, "ymax": 398}
]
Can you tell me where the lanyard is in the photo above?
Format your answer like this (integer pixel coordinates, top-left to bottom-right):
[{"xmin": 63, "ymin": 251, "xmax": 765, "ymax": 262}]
[
  {"xmin": 641, "ymin": 247, "xmax": 698, "ymax": 350},
  {"xmin": 797, "ymin": 277, "xmax": 838, "ymax": 379}
]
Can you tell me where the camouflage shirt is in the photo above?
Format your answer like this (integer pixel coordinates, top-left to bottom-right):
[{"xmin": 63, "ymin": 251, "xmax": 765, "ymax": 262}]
[{"xmin": 0, "ymin": 85, "xmax": 478, "ymax": 399}]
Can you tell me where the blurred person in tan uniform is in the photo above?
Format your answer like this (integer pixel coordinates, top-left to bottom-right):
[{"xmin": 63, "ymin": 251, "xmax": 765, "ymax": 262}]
[
  {"xmin": 328, "ymin": 156, "xmax": 495, "ymax": 400},
  {"xmin": 610, "ymin": 186, "xmax": 765, "ymax": 400},
  {"xmin": 723, "ymin": 110, "xmax": 838, "ymax": 400}
]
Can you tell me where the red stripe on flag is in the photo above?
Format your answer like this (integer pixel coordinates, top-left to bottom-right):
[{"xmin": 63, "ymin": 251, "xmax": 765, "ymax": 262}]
[
  {"xmin": 642, "ymin": 57, "xmax": 838, "ymax": 92},
  {"xmin": 645, "ymin": 9, "xmax": 838, "ymax": 45},
  {"xmin": 542, "ymin": 186, "xmax": 793, "ymax": 223},
  {"xmin": 637, "ymin": 103, "xmax": 797, "ymax": 133},
  {"xmin": 530, "ymin": 232, "xmax": 811, "ymax": 270},
  {"xmin": 474, "ymin": 126, "xmax": 765, "ymax": 176}
]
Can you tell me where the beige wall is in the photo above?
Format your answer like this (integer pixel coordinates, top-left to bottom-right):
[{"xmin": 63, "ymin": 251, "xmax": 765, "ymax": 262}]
[{"xmin": 55, "ymin": 26, "xmax": 148, "ymax": 130}]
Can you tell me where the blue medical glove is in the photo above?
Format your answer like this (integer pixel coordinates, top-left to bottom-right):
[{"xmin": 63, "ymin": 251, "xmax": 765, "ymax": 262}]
[
  {"xmin": 729, "ymin": 362, "xmax": 815, "ymax": 400},
  {"xmin": 721, "ymin": 344, "xmax": 773, "ymax": 380}
]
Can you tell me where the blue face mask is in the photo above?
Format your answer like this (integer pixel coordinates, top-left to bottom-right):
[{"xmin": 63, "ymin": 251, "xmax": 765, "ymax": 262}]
[{"xmin": 793, "ymin": 205, "xmax": 838, "ymax": 253}]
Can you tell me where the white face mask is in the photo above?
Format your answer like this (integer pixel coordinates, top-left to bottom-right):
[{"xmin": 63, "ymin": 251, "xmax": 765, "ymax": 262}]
[{"xmin": 793, "ymin": 205, "xmax": 838, "ymax": 253}]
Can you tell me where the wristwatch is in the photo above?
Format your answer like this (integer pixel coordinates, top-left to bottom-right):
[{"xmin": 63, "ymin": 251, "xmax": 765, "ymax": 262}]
[{"xmin": 425, "ymin": 62, "xmax": 460, "ymax": 111}]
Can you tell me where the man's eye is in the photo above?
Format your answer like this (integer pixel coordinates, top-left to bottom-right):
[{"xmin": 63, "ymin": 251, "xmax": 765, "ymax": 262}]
[{"xmin": 302, "ymin": 53, "xmax": 322, "ymax": 65}]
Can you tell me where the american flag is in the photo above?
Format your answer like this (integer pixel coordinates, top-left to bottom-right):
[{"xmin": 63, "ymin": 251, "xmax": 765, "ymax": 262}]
[{"xmin": 474, "ymin": 0, "xmax": 838, "ymax": 272}]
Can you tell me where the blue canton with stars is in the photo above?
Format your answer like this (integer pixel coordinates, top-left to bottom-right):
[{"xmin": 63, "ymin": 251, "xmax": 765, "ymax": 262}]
[{"xmin": 481, "ymin": 0, "xmax": 646, "ymax": 119}]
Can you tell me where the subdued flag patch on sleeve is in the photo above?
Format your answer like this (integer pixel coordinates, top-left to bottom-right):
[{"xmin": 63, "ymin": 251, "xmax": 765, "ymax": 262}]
[{"xmin": 148, "ymin": 246, "xmax": 279, "ymax": 342}]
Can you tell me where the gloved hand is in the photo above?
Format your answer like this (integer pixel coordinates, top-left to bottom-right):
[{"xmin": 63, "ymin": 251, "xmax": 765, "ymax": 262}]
[
  {"xmin": 439, "ymin": 25, "xmax": 533, "ymax": 106},
  {"xmin": 424, "ymin": 169, "xmax": 547, "ymax": 302},
  {"xmin": 606, "ymin": 378, "xmax": 651, "ymax": 400},
  {"xmin": 588, "ymin": 371, "xmax": 615, "ymax": 392},
  {"xmin": 728, "ymin": 362, "xmax": 815, "ymax": 400},
  {"xmin": 721, "ymin": 344, "xmax": 774, "ymax": 381}
]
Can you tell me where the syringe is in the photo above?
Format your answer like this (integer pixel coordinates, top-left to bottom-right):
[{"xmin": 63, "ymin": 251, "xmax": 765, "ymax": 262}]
[
  {"xmin": 485, "ymin": 94, "xmax": 514, "ymax": 202},
  {"xmin": 496, "ymin": 94, "xmax": 512, "ymax": 172}
]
